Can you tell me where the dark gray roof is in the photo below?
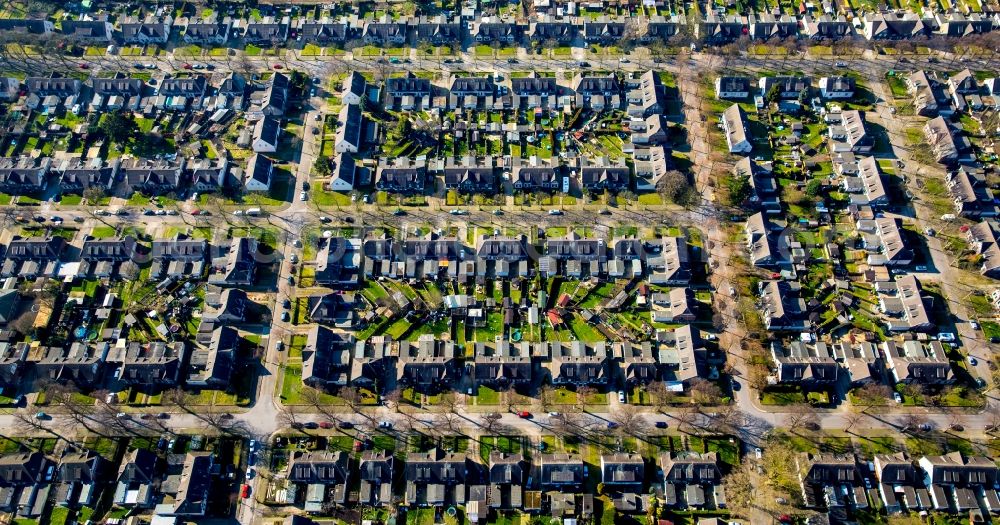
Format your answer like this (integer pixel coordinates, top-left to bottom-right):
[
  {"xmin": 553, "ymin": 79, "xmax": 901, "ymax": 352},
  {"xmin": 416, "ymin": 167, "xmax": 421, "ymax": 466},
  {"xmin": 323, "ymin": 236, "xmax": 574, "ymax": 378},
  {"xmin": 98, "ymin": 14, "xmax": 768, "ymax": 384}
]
[
  {"xmin": 25, "ymin": 77, "xmax": 81, "ymax": 95},
  {"xmin": 159, "ymin": 76, "xmax": 207, "ymax": 96},
  {"xmin": 386, "ymin": 75, "xmax": 431, "ymax": 96},
  {"xmin": 511, "ymin": 77, "xmax": 557, "ymax": 95},
  {"xmin": 6, "ymin": 236, "xmax": 65, "ymax": 260},
  {"xmin": 121, "ymin": 22, "xmax": 168, "ymax": 41},
  {"xmin": 451, "ymin": 76, "xmax": 496, "ymax": 94},
  {"xmin": 81, "ymin": 236, "xmax": 136, "ymax": 261},
  {"xmin": 245, "ymin": 153, "xmax": 273, "ymax": 186},
  {"xmin": 93, "ymin": 77, "xmax": 144, "ymax": 96}
]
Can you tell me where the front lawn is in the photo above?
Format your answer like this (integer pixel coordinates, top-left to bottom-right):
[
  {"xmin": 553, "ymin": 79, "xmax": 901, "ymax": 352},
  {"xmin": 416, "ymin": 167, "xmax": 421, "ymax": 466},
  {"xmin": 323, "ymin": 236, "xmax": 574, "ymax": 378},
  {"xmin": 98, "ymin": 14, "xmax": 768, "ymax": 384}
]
[
  {"xmin": 474, "ymin": 385, "xmax": 500, "ymax": 405},
  {"xmin": 760, "ymin": 386, "xmax": 806, "ymax": 405}
]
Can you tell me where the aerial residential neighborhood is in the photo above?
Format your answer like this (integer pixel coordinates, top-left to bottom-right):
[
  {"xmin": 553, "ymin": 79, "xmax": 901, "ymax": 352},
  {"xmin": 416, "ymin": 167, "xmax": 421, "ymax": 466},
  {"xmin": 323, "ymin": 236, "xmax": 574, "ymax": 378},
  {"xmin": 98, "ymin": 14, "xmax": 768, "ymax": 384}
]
[{"xmin": 0, "ymin": 0, "xmax": 998, "ymax": 524}]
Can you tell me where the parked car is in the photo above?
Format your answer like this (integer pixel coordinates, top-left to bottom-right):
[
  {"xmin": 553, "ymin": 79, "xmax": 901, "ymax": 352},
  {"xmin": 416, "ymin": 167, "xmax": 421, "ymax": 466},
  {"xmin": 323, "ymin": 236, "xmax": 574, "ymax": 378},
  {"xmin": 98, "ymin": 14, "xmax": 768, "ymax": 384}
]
[
  {"xmin": 378, "ymin": 420, "xmax": 393, "ymax": 428},
  {"xmin": 319, "ymin": 421, "xmax": 334, "ymax": 429},
  {"xmin": 517, "ymin": 411, "xmax": 532, "ymax": 418},
  {"xmin": 893, "ymin": 392, "xmax": 902, "ymax": 403},
  {"xmin": 241, "ymin": 484, "xmax": 251, "ymax": 498},
  {"xmin": 655, "ymin": 421, "xmax": 668, "ymax": 429},
  {"xmin": 338, "ymin": 421, "xmax": 353, "ymax": 429},
  {"xmin": 547, "ymin": 209, "xmax": 563, "ymax": 215},
  {"xmin": 617, "ymin": 391, "xmax": 626, "ymax": 403}
]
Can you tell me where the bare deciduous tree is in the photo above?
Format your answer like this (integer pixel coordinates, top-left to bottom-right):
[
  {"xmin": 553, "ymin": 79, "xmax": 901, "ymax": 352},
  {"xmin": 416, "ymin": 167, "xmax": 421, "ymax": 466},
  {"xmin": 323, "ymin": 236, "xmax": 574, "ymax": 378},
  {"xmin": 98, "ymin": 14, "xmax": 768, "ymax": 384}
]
[
  {"xmin": 689, "ymin": 378, "xmax": 723, "ymax": 405},
  {"xmin": 481, "ymin": 412, "xmax": 503, "ymax": 434},
  {"xmin": 674, "ymin": 405, "xmax": 700, "ymax": 434},
  {"xmin": 784, "ymin": 403, "xmax": 820, "ymax": 434},
  {"xmin": 611, "ymin": 404, "xmax": 647, "ymax": 437},
  {"xmin": 436, "ymin": 413, "xmax": 462, "ymax": 434},
  {"xmin": 647, "ymin": 381, "xmax": 675, "ymax": 413},
  {"xmin": 538, "ymin": 385, "xmax": 555, "ymax": 411},
  {"xmin": 575, "ymin": 386, "xmax": 595, "ymax": 413},
  {"xmin": 854, "ymin": 383, "xmax": 891, "ymax": 414}
]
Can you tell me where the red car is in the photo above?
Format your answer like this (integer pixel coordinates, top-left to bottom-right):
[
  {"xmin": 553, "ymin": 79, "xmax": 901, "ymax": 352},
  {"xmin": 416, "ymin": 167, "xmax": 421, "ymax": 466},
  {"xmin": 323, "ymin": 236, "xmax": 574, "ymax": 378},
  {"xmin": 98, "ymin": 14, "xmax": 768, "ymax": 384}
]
[
  {"xmin": 319, "ymin": 421, "xmax": 333, "ymax": 429},
  {"xmin": 240, "ymin": 484, "xmax": 251, "ymax": 499},
  {"xmin": 353, "ymin": 440, "xmax": 363, "ymax": 452},
  {"xmin": 182, "ymin": 63, "xmax": 192, "ymax": 69},
  {"xmin": 517, "ymin": 411, "xmax": 532, "ymax": 419},
  {"xmin": 78, "ymin": 63, "xmax": 89, "ymax": 69},
  {"xmin": 272, "ymin": 64, "xmax": 283, "ymax": 69}
]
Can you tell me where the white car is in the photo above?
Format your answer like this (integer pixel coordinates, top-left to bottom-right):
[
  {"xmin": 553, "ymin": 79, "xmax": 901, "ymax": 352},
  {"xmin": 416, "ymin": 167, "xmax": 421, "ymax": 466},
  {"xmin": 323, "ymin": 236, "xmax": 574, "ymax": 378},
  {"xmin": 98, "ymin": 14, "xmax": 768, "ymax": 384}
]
[
  {"xmin": 300, "ymin": 191, "xmax": 307, "ymax": 201},
  {"xmin": 970, "ymin": 321, "xmax": 980, "ymax": 330},
  {"xmin": 937, "ymin": 333, "xmax": 956, "ymax": 342},
  {"xmin": 548, "ymin": 210, "xmax": 563, "ymax": 216},
  {"xmin": 617, "ymin": 391, "xmax": 626, "ymax": 403},
  {"xmin": 754, "ymin": 447, "xmax": 762, "ymax": 459},
  {"xmin": 893, "ymin": 392, "xmax": 902, "ymax": 403}
]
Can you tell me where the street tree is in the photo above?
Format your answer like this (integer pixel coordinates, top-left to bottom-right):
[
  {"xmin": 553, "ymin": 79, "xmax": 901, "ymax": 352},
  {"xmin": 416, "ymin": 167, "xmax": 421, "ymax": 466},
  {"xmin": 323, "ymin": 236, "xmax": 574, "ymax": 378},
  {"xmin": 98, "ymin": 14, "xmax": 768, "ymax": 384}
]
[
  {"xmin": 340, "ymin": 387, "xmax": 368, "ymax": 418},
  {"xmin": 575, "ymin": 386, "xmax": 595, "ymax": 413},
  {"xmin": 897, "ymin": 413, "xmax": 929, "ymax": 433},
  {"xmin": 854, "ymin": 383, "xmax": 891, "ymax": 414},
  {"xmin": 481, "ymin": 412, "xmax": 503, "ymax": 434},
  {"xmin": 784, "ymin": 403, "xmax": 820, "ymax": 434},
  {"xmin": 647, "ymin": 381, "xmax": 675, "ymax": 412},
  {"xmin": 674, "ymin": 405, "xmax": 700, "ymax": 434},
  {"xmin": 502, "ymin": 389, "xmax": 521, "ymax": 413},
  {"xmin": 538, "ymin": 385, "xmax": 555, "ymax": 411},
  {"xmin": 436, "ymin": 412, "xmax": 462, "ymax": 434},
  {"xmin": 383, "ymin": 388, "xmax": 402, "ymax": 412},
  {"xmin": 689, "ymin": 378, "xmax": 722, "ymax": 405},
  {"xmin": 611, "ymin": 404, "xmax": 647, "ymax": 437}
]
